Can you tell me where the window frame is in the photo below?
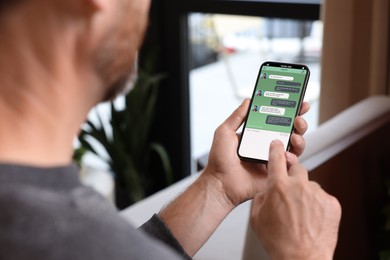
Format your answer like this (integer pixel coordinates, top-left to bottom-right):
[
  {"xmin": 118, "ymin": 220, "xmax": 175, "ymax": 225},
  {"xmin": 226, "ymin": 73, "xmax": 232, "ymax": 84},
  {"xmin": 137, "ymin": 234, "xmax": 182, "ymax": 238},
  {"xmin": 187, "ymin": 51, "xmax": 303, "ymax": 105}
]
[{"xmin": 152, "ymin": 0, "xmax": 321, "ymax": 179}]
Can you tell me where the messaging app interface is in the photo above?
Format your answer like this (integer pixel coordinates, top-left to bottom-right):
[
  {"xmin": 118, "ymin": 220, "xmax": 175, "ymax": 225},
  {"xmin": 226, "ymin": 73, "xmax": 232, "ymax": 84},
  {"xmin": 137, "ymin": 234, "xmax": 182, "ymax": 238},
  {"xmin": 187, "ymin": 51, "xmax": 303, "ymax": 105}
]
[{"xmin": 239, "ymin": 65, "xmax": 308, "ymax": 161}]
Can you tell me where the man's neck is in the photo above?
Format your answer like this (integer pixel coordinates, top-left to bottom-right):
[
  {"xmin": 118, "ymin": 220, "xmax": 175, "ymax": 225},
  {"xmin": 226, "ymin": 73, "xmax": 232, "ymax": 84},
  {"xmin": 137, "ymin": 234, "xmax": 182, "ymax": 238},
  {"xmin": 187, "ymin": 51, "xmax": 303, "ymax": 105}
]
[
  {"xmin": 0, "ymin": 87, "xmax": 78, "ymax": 167},
  {"xmin": 0, "ymin": 22, "xmax": 96, "ymax": 167}
]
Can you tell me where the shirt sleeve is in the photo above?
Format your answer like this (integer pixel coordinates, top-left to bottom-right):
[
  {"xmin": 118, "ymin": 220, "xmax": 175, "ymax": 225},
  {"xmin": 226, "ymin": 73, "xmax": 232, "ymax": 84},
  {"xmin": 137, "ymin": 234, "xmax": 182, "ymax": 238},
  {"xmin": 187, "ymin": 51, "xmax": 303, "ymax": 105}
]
[{"xmin": 139, "ymin": 214, "xmax": 192, "ymax": 260}]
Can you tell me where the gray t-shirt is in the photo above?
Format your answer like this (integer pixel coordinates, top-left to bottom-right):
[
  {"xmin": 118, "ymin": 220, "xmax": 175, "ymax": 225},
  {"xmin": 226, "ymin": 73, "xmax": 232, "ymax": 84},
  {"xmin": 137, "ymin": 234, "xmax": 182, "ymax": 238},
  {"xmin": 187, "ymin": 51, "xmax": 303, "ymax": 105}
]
[{"xmin": 0, "ymin": 164, "xmax": 190, "ymax": 259}]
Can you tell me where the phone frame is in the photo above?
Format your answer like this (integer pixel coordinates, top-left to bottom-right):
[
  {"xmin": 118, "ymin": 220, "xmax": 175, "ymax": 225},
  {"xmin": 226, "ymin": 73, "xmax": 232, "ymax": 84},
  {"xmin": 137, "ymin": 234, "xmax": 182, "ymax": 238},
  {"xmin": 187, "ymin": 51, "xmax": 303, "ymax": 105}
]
[{"xmin": 237, "ymin": 61, "xmax": 310, "ymax": 163}]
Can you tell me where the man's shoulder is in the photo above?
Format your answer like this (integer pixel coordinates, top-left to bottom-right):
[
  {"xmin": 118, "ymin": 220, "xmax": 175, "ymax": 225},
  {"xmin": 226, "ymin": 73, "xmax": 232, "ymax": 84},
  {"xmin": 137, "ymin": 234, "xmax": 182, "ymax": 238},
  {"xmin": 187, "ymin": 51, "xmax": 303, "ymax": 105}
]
[
  {"xmin": 0, "ymin": 184, "xmax": 184, "ymax": 259},
  {"xmin": 0, "ymin": 182, "xmax": 114, "ymax": 216},
  {"xmin": 0, "ymin": 183, "xmax": 121, "ymax": 235},
  {"xmin": 0, "ymin": 184, "xmax": 182, "ymax": 259}
]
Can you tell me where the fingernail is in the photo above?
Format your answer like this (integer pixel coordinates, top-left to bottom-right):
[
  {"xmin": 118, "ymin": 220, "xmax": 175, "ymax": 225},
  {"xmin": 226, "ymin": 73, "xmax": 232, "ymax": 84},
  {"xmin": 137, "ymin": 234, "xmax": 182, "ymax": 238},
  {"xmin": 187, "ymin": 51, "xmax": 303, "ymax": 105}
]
[{"xmin": 271, "ymin": 140, "xmax": 282, "ymax": 145}]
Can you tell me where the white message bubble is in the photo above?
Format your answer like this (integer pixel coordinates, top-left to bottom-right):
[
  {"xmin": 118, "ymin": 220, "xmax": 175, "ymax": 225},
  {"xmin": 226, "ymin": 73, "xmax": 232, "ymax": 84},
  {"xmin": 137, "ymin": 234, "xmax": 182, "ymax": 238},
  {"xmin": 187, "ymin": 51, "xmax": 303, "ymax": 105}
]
[
  {"xmin": 260, "ymin": 106, "xmax": 285, "ymax": 116},
  {"xmin": 264, "ymin": 91, "xmax": 289, "ymax": 99},
  {"xmin": 269, "ymin": 75, "xmax": 294, "ymax": 81}
]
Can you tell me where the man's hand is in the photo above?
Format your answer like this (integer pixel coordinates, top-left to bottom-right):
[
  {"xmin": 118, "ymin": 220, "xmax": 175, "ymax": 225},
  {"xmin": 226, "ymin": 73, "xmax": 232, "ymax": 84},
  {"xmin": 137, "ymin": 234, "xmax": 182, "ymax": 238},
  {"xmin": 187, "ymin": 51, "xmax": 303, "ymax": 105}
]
[
  {"xmin": 202, "ymin": 98, "xmax": 309, "ymax": 207},
  {"xmin": 250, "ymin": 141, "xmax": 341, "ymax": 260},
  {"xmin": 159, "ymin": 99, "xmax": 309, "ymax": 256}
]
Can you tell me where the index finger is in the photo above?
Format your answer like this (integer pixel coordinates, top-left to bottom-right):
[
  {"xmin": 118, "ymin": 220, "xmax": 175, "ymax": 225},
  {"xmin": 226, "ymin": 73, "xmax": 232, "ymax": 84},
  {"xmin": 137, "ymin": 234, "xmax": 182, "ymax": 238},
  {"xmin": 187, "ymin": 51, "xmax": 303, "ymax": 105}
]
[{"xmin": 267, "ymin": 140, "xmax": 288, "ymax": 180}]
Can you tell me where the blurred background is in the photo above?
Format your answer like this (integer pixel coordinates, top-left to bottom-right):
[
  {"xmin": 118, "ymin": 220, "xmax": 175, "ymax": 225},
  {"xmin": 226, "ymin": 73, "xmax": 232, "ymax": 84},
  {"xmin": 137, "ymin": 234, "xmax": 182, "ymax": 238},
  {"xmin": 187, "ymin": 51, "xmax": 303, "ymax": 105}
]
[{"xmin": 188, "ymin": 14, "xmax": 322, "ymax": 165}]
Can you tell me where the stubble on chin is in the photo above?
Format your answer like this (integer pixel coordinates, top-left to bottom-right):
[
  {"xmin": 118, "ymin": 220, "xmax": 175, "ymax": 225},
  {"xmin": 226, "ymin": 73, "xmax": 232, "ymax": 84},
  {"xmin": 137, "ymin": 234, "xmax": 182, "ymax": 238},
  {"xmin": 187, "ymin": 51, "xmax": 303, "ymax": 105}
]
[
  {"xmin": 94, "ymin": 1, "xmax": 147, "ymax": 102},
  {"xmin": 102, "ymin": 55, "xmax": 139, "ymax": 101}
]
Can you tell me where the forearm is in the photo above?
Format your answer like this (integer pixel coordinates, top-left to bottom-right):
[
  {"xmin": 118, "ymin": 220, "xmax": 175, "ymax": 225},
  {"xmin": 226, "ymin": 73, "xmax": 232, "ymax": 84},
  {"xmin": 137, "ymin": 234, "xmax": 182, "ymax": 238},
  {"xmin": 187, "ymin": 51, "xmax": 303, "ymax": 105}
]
[{"xmin": 159, "ymin": 170, "xmax": 234, "ymax": 256}]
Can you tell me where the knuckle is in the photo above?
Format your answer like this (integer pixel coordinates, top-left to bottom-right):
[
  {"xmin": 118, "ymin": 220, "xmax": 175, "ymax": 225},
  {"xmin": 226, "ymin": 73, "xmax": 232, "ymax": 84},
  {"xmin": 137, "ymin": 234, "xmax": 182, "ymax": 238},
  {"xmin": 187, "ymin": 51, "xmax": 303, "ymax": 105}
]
[
  {"xmin": 299, "ymin": 136, "xmax": 306, "ymax": 147},
  {"xmin": 290, "ymin": 135, "xmax": 305, "ymax": 153},
  {"xmin": 300, "ymin": 139, "xmax": 306, "ymax": 150},
  {"xmin": 328, "ymin": 195, "xmax": 342, "ymax": 216},
  {"xmin": 301, "ymin": 118, "xmax": 308, "ymax": 129},
  {"xmin": 294, "ymin": 117, "xmax": 308, "ymax": 134},
  {"xmin": 214, "ymin": 125, "xmax": 225, "ymax": 137},
  {"xmin": 233, "ymin": 112, "xmax": 245, "ymax": 123},
  {"xmin": 289, "ymin": 164, "xmax": 308, "ymax": 178},
  {"xmin": 309, "ymin": 181, "xmax": 321, "ymax": 189},
  {"xmin": 296, "ymin": 179, "xmax": 308, "ymax": 191},
  {"xmin": 272, "ymin": 179, "xmax": 287, "ymax": 192}
]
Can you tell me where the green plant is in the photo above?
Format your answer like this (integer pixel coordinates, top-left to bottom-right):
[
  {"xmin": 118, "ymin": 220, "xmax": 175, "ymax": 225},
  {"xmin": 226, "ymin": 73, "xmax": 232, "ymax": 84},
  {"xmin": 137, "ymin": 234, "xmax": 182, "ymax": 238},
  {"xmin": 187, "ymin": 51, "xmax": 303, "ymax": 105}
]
[
  {"xmin": 73, "ymin": 146, "xmax": 87, "ymax": 168},
  {"xmin": 78, "ymin": 70, "xmax": 173, "ymax": 209}
]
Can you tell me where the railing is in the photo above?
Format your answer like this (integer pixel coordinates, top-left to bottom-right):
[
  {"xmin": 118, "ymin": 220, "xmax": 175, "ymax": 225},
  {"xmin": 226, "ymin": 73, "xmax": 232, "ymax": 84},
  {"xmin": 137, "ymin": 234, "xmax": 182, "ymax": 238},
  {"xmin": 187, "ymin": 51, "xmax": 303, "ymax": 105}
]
[
  {"xmin": 122, "ymin": 95, "xmax": 390, "ymax": 259},
  {"xmin": 244, "ymin": 95, "xmax": 390, "ymax": 259}
]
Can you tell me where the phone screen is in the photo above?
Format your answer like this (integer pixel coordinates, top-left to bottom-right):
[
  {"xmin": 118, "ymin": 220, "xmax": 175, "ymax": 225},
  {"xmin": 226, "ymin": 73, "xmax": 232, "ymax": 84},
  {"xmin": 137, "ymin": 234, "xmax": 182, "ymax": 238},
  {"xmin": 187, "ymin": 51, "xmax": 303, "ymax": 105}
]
[{"xmin": 237, "ymin": 61, "xmax": 310, "ymax": 163}]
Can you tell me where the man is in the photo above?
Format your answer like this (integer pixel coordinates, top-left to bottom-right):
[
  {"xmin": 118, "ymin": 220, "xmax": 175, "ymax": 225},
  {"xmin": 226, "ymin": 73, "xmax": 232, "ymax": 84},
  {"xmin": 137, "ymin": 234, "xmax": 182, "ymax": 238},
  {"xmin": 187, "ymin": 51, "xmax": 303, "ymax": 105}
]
[{"xmin": 0, "ymin": 0, "xmax": 341, "ymax": 259}]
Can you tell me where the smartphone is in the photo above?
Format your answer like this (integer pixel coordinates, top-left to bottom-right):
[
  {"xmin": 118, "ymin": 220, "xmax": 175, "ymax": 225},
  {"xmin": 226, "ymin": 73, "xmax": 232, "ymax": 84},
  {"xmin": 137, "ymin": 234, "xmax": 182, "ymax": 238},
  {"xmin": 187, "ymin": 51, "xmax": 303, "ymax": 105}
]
[{"xmin": 237, "ymin": 61, "xmax": 310, "ymax": 163}]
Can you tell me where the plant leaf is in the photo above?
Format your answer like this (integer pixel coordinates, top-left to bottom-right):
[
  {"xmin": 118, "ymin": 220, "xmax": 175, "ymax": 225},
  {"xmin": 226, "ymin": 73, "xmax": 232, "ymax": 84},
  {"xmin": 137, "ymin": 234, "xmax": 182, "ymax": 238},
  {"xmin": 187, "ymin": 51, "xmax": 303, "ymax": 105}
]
[{"xmin": 150, "ymin": 142, "xmax": 173, "ymax": 185}]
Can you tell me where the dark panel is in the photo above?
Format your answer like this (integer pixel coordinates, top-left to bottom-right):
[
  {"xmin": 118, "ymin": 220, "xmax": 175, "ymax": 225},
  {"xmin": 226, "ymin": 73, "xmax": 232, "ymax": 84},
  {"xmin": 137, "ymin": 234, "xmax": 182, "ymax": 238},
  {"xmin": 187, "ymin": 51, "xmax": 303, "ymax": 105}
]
[
  {"xmin": 183, "ymin": 0, "xmax": 320, "ymax": 20},
  {"xmin": 145, "ymin": 0, "xmax": 192, "ymax": 180}
]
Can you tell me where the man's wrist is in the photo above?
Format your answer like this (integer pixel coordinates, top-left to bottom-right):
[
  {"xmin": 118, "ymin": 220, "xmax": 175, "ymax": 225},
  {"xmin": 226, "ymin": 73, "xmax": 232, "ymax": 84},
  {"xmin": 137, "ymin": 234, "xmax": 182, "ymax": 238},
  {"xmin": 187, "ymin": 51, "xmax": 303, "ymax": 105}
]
[
  {"xmin": 158, "ymin": 169, "xmax": 236, "ymax": 256},
  {"xmin": 198, "ymin": 169, "xmax": 235, "ymax": 214}
]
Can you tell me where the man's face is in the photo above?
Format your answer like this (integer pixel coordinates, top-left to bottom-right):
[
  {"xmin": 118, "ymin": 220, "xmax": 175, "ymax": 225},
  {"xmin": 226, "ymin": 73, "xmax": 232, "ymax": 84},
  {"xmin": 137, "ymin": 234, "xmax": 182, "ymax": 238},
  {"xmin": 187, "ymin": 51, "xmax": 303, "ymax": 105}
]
[{"xmin": 93, "ymin": 0, "xmax": 150, "ymax": 101}]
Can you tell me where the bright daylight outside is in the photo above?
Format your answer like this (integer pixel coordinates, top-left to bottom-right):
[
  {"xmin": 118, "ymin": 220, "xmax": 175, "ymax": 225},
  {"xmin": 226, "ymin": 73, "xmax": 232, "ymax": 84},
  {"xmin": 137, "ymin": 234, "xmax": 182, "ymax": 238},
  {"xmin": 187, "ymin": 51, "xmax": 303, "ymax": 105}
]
[{"xmin": 189, "ymin": 14, "xmax": 323, "ymax": 173}]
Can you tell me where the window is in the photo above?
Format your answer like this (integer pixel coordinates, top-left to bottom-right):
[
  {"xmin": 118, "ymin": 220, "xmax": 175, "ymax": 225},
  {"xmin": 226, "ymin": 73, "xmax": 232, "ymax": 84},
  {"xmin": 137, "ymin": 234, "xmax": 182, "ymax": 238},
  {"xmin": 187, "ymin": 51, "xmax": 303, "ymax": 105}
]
[
  {"xmin": 152, "ymin": 0, "xmax": 321, "ymax": 177},
  {"xmin": 189, "ymin": 14, "xmax": 322, "ymax": 172}
]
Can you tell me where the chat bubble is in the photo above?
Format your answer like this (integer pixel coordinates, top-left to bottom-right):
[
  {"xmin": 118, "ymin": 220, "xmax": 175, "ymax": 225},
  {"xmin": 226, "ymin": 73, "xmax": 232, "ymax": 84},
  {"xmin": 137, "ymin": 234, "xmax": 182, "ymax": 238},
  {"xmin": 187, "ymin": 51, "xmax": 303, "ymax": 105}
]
[
  {"xmin": 269, "ymin": 75, "xmax": 293, "ymax": 81},
  {"xmin": 260, "ymin": 106, "xmax": 285, "ymax": 116},
  {"xmin": 271, "ymin": 99, "xmax": 297, "ymax": 108},
  {"xmin": 276, "ymin": 81, "xmax": 301, "ymax": 87},
  {"xmin": 264, "ymin": 91, "xmax": 289, "ymax": 99},
  {"xmin": 266, "ymin": 116, "xmax": 292, "ymax": 127},
  {"xmin": 275, "ymin": 86, "xmax": 300, "ymax": 93}
]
